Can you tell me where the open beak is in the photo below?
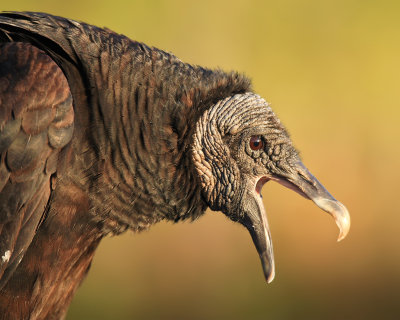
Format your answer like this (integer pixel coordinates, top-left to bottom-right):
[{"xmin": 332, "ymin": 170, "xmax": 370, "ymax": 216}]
[{"xmin": 239, "ymin": 161, "xmax": 350, "ymax": 283}]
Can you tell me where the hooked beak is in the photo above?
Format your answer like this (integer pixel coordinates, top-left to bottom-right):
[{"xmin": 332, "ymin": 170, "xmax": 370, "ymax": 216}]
[{"xmin": 239, "ymin": 161, "xmax": 350, "ymax": 283}]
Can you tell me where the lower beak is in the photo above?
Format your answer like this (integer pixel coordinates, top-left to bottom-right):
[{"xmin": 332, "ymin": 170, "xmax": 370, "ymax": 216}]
[
  {"xmin": 239, "ymin": 161, "xmax": 350, "ymax": 283},
  {"xmin": 240, "ymin": 188, "xmax": 275, "ymax": 283}
]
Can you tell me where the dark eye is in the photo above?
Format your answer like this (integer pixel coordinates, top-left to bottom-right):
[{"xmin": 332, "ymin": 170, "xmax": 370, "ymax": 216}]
[{"xmin": 249, "ymin": 136, "xmax": 264, "ymax": 151}]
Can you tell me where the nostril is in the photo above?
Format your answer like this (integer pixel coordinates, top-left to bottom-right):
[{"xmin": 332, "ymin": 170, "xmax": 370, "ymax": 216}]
[{"xmin": 298, "ymin": 171, "xmax": 316, "ymax": 188}]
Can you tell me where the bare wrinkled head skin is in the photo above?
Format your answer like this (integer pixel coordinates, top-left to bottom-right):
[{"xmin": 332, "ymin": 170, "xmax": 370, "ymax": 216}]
[{"xmin": 192, "ymin": 93, "xmax": 350, "ymax": 283}]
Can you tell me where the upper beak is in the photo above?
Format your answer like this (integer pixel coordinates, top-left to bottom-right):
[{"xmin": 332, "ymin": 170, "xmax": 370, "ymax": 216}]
[
  {"xmin": 238, "ymin": 161, "xmax": 350, "ymax": 283},
  {"xmin": 276, "ymin": 161, "xmax": 350, "ymax": 242}
]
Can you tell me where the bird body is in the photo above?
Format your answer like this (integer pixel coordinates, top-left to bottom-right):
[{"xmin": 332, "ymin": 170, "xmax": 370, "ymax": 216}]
[{"xmin": 0, "ymin": 12, "xmax": 350, "ymax": 319}]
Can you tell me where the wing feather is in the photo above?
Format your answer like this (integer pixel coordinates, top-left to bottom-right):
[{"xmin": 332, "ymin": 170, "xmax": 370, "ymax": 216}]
[{"xmin": 0, "ymin": 42, "xmax": 74, "ymax": 288}]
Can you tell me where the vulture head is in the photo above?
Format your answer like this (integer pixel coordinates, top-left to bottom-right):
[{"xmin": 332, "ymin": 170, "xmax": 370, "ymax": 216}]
[{"xmin": 192, "ymin": 92, "xmax": 350, "ymax": 282}]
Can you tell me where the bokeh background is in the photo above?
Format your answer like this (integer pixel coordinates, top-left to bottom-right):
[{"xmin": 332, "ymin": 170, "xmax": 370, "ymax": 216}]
[{"xmin": 3, "ymin": 0, "xmax": 400, "ymax": 319}]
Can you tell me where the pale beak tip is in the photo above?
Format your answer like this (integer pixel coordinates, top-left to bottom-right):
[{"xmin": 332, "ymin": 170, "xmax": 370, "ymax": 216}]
[
  {"xmin": 314, "ymin": 198, "xmax": 351, "ymax": 242},
  {"xmin": 336, "ymin": 212, "xmax": 350, "ymax": 242},
  {"xmin": 335, "ymin": 201, "xmax": 351, "ymax": 242},
  {"xmin": 260, "ymin": 255, "xmax": 275, "ymax": 284},
  {"xmin": 266, "ymin": 269, "xmax": 275, "ymax": 284},
  {"xmin": 337, "ymin": 232, "xmax": 347, "ymax": 242}
]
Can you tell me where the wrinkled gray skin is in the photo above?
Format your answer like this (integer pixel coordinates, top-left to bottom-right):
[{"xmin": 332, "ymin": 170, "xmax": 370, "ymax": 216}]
[{"xmin": 193, "ymin": 93, "xmax": 350, "ymax": 282}]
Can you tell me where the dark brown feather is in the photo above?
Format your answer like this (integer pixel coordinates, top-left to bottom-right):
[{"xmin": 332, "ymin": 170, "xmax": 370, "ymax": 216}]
[{"xmin": 0, "ymin": 42, "xmax": 74, "ymax": 302}]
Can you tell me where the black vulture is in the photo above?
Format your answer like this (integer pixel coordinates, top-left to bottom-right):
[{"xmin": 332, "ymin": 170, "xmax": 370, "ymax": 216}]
[{"xmin": 0, "ymin": 12, "xmax": 350, "ymax": 319}]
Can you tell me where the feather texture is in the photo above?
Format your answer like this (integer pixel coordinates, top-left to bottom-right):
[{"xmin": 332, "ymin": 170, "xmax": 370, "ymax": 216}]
[{"xmin": 0, "ymin": 12, "xmax": 251, "ymax": 319}]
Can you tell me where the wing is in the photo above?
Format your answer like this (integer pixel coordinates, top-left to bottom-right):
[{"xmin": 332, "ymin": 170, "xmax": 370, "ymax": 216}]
[{"xmin": 0, "ymin": 42, "xmax": 74, "ymax": 288}]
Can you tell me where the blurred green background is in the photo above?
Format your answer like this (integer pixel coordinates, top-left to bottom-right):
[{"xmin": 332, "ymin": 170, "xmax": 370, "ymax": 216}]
[{"xmin": 3, "ymin": 0, "xmax": 400, "ymax": 319}]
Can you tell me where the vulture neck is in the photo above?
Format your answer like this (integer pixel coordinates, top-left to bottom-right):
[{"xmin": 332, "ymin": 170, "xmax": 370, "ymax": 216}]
[{"xmin": 77, "ymin": 42, "xmax": 212, "ymax": 234}]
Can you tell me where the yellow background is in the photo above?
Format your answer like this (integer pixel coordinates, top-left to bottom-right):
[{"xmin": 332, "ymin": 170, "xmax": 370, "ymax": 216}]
[{"xmin": 3, "ymin": 1, "xmax": 400, "ymax": 319}]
